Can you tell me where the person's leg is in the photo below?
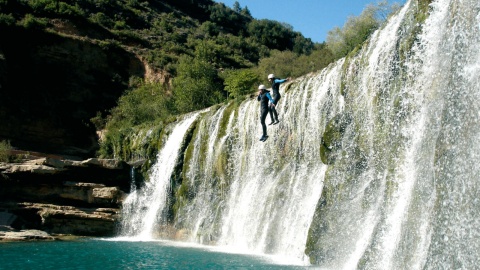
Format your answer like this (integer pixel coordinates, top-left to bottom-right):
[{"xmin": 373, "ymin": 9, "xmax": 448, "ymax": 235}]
[
  {"xmin": 268, "ymin": 107, "xmax": 275, "ymax": 124},
  {"xmin": 270, "ymin": 107, "xmax": 278, "ymax": 122},
  {"xmin": 260, "ymin": 110, "xmax": 268, "ymax": 138},
  {"xmin": 273, "ymin": 96, "xmax": 280, "ymax": 122}
]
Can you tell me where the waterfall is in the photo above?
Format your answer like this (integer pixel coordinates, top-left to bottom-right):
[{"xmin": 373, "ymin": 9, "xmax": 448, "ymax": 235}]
[
  {"xmin": 118, "ymin": 112, "xmax": 200, "ymax": 240},
  {"xmin": 118, "ymin": 0, "xmax": 480, "ymax": 268}
]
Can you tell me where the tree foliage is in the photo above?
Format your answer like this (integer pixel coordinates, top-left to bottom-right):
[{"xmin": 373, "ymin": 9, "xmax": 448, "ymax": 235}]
[
  {"xmin": 256, "ymin": 44, "xmax": 334, "ymax": 80},
  {"xmin": 247, "ymin": 19, "xmax": 293, "ymax": 51},
  {"xmin": 172, "ymin": 53, "xmax": 225, "ymax": 114},
  {"xmin": 326, "ymin": 1, "xmax": 399, "ymax": 59},
  {"xmin": 223, "ymin": 69, "xmax": 259, "ymax": 99},
  {"xmin": 107, "ymin": 80, "xmax": 173, "ymax": 129}
]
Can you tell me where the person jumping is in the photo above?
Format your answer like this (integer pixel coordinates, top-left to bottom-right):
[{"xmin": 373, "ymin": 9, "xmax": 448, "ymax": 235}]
[
  {"xmin": 267, "ymin": 73, "xmax": 291, "ymax": 125},
  {"xmin": 257, "ymin": 84, "xmax": 276, "ymax": 142}
]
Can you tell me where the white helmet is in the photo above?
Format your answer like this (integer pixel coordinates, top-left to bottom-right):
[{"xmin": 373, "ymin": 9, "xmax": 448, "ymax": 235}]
[
  {"xmin": 268, "ymin": 74, "xmax": 275, "ymax": 79},
  {"xmin": 258, "ymin": 84, "xmax": 266, "ymax": 90}
]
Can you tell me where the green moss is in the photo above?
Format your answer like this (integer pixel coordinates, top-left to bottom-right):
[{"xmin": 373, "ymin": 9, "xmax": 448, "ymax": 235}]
[
  {"xmin": 167, "ymin": 118, "xmax": 199, "ymax": 222},
  {"xmin": 320, "ymin": 113, "xmax": 352, "ymax": 164},
  {"xmin": 416, "ymin": 0, "xmax": 433, "ymax": 23},
  {"xmin": 399, "ymin": 0, "xmax": 432, "ymax": 62},
  {"xmin": 214, "ymin": 144, "xmax": 229, "ymax": 180},
  {"xmin": 305, "ymin": 166, "xmax": 345, "ymax": 263},
  {"xmin": 217, "ymin": 101, "xmax": 238, "ymax": 139},
  {"xmin": 173, "ymin": 182, "xmax": 190, "ymax": 218},
  {"xmin": 319, "ymin": 137, "xmax": 331, "ymax": 165},
  {"xmin": 181, "ymin": 128, "xmax": 196, "ymax": 184},
  {"xmin": 339, "ymin": 54, "xmax": 353, "ymax": 97},
  {"xmin": 284, "ymin": 81, "xmax": 294, "ymax": 92}
]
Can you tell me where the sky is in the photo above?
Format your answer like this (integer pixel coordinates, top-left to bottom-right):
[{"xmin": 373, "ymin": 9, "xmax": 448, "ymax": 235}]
[{"xmin": 214, "ymin": 0, "xmax": 408, "ymax": 43}]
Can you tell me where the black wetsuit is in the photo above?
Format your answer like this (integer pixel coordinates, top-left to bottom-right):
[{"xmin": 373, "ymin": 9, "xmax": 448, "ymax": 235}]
[
  {"xmin": 269, "ymin": 78, "xmax": 287, "ymax": 123},
  {"xmin": 257, "ymin": 90, "xmax": 275, "ymax": 139}
]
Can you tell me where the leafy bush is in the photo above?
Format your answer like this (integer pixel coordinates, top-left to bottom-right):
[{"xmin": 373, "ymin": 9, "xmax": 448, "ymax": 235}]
[
  {"xmin": 326, "ymin": 1, "xmax": 399, "ymax": 59},
  {"xmin": 106, "ymin": 80, "xmax": 173, "ymax": 130},
  {"xmin": 0, "ymin": 140, "xmax": 11, "ymax": 162},
  {"xmin": 172, "ymin": 54, "xmax": 225, "ymax": 114},
  {"xmin": 198, "ymin": 21, "xmax": 220, "ymax": 37},
  {"xmin": 145, "ymin": 49, "xmax": 177, "ymax": 72},
  {"xmin": 20, "ymin": 14, "xmax": 48, "ymax": 29},
  {"xmin": 256, "ymin": 45, "xmax": 334, "ymax": 80},
  {"xmin": 223, "ymin": 69, "xmax": 259, "ymax": 99},
  {"xmin": 209, "ymin": 2, "xmax": 249, "ymax": 35},
  {"xmin": 89, "ymin": 12, "xmax": 113, "ymax": 28},
  {"xmin": 296, "ymin": 43, "xmax": 335, "ymax": 74},
  {"xmin": 247, "ymin": 19, "xmax": 295, "ymax": 51},
  {"xmin": 28, "ymin": 0, "xmax": 85, "ymax": 17},
  {"xmin": 0, "ymin": 13, "xmax": 15, "ymax": 26},
  {"xmin": 256, "ymin": 50, "xmax": 298, "ymax": 80}
]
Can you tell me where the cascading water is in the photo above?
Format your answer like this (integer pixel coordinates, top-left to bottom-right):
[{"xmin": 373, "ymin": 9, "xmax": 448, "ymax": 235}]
[
  {"xmin": 118, "ymin": 0, "xmax": 479, "ymax": 268},
  {"xmin": 118, "ymin": 112, "xmax": 200, "ymax": 240}
]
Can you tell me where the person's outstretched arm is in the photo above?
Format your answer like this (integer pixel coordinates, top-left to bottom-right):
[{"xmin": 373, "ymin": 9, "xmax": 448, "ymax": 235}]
[
  {"xmin": 275, "ymin": 78, "xmax": 290, "ymax": 84},
  {"xmin": 266, "ymin": 93, "xmax": 275, "ymax": 105}
]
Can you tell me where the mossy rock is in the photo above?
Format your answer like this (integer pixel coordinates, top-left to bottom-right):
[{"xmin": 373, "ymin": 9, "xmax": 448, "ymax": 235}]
[{"xmin": 320, "ymin": 112, "xmax": 352, "ymax": 164}]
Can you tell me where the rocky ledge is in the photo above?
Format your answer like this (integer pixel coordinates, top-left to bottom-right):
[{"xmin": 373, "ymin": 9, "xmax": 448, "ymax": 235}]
[{"xmin": 0, "ymin": 157, "xmax": 133, "ymax": 242}]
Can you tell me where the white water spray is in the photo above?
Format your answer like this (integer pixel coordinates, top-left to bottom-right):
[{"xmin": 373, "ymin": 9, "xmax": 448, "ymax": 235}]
[{"xmin": 119, "ymin": 113, "xmax": 200, "ymax": 240}]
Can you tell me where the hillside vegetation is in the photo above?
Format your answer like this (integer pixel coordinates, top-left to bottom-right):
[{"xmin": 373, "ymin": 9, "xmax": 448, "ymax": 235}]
[{"xmin": 0, "ymin": 0, "xmax": 400, "ymax": 161}]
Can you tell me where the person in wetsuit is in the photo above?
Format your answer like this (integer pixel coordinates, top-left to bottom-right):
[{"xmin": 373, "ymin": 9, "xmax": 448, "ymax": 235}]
[
  {"xmin": 257, "ymin": 84, "xmax": 276, "ymax": 142},
  {"xmin": 267, "ymin": 73, "xmax": 291, "ymax": 125}
]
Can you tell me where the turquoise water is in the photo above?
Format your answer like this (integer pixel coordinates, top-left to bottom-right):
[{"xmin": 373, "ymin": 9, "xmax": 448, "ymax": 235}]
[{"xmin": 0, "ymin": 239, "xmax": 314, "ymax": 269}]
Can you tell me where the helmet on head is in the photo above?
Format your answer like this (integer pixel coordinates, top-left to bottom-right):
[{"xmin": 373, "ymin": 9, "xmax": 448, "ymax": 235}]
[
  {"xmin": 258, "ymin": 84, "xmax": 266, "ymax": 90},
  {"xmin": 268, "ymin": 74, "xmax": 275, "ymax": 79}
]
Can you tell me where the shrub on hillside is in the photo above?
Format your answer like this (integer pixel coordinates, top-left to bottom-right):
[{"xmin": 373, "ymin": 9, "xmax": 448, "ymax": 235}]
[
  {"xmin": 172, "ymin": 54, "xmax": 225, "ymax": 114},
  {"xmin": 106, "ymin": 80, "xmax": 173, "ymax": 129},
  {"xmin": 326, "ymin": 1, "xmax": 400, "ymax": 59},
  {"xmin": 223, "ymin": 69, "xmax": 259, "ymax": 99},
  {"xmin": 0, "ymin": 140, "xmax": 11, "ymax": 162}
]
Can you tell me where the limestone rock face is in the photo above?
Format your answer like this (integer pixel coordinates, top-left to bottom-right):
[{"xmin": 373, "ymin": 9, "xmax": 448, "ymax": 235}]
[
  {"xmin": 0, "ymin": 157, "xmax": 132, "ymax": 241},
  {"xmin": 0, "ymin": 227, "xmax": 56, "ymax": 242}
]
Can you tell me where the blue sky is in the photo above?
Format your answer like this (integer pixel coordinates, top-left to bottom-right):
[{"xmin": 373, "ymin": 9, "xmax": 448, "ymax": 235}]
[{"xmin": 214, "ymin": 0, "xmax": 408, "ymax": 43}]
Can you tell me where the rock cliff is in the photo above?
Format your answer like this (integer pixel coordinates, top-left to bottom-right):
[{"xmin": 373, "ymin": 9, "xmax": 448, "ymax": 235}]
[
  {"xmin": 0, "ymin": 25, "xmax": 143, "ymax": 241},
  {"xmin": 0, "ymin": 24, "xmax": 146, "ymax": 158},
  {"xmin": 0, "ymin": 154, "xmax": 132, "ymax": 241}
]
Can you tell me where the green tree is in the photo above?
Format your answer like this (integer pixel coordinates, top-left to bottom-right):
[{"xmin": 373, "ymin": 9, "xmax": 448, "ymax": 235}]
[
  {"xmin": 296, "ymin": 43, "xmax": 334, "ymax": 73},
  {"xmin": 209, "ymin": 2, "xmax": 249, "ymax": 36},
  {"xmin": 256, "ymin": 45, "xmax": 334, "ymax": 79},
  {"xmin": 292, "ymin": 33, "xmax": 314, "ymax": 55},
  {"xmin": 256, "ymin": 50, "xmax": 298, "ymax": 79},
  {"xmin": 233, "ymin": 1, "xmax": 241, "ymax": 13},
  {"xmin": 198, "ymin": 21, "xmax": 220, "ymax": 37},
  {"xmin": 223, "ymin": 69, "xmax": 259, "ymax": 99},
  {"xmin": 0, "ymin": 13, "xmax": 15, "ymax": 26},
  {"xmin": 247, "ymin": 19, "xmax": 295, "ymax": 51},
  {"xmin": 326, "ymin": 1, "xmax": 396, "ymax": 59},
  {"xmin": 241, "ymin": 6, "xmax": 251, "ymax": 18},
  {"xmin": 107, "ymin": 81, "xmax": 172, "ymax": 129},
  {"xmin": 172, "ymin": 54, "xmax": 224, "ymax": 114}
]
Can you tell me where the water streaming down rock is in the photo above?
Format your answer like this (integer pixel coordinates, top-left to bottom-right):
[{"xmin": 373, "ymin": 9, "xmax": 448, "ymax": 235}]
[
  {"xmin": 118, "ymin": 113, "xmax": 201, "ymax": 239},
  {"xmin": 118, "ymin": 0, "xmax": 479, "ymax": 268}
]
